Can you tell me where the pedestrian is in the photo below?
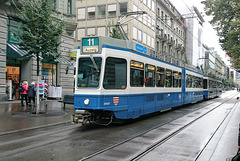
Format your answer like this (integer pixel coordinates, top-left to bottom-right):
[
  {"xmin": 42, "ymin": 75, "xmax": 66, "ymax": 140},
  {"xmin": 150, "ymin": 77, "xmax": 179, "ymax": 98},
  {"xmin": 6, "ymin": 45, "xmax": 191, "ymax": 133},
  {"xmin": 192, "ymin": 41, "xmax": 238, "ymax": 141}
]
[
  {"xmin": 28, "ymin": 82, "xmax": 36, "ymax": 106},
  {"xmin": 20, "ymin": 81, "xmax": 28, "ymax": 106}
]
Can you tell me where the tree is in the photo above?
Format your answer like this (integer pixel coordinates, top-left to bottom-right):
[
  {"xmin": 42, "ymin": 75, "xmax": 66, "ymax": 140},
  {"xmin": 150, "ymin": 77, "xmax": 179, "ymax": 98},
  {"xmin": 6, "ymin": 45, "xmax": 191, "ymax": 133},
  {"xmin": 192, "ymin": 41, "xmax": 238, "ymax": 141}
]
[
  {"xmin": 12, "ymin": 0, "xmax": 64, "ymax": 114},
  {"xmin": 106, "ymin": 20, "xmax": 123, "ymax": 39},
  {"xmin": 204, "ymin": 0, "xmax": 240, "ymax": 68}
]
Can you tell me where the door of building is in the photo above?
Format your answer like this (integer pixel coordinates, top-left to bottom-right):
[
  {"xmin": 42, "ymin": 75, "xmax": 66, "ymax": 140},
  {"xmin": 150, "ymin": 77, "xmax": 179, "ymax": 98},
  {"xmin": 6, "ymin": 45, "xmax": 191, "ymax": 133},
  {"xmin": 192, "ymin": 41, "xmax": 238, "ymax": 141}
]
[{"xmin": 6, "ymin": 66, "xmax": 20, "ymax": 99}]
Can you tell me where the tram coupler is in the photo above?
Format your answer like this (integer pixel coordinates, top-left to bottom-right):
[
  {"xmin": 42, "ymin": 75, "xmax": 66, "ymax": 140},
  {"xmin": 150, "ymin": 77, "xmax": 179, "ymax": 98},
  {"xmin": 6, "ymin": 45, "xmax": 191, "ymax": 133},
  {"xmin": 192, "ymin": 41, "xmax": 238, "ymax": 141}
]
[{"xmin": 71, "ymin": 110, "xmax": 91, "ymax": 125}]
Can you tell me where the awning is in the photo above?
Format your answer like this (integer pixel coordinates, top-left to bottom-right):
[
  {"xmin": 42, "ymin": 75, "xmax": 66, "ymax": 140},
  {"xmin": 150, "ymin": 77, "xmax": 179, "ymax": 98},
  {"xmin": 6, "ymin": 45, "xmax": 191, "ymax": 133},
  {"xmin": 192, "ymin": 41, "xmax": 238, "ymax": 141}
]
[
  {"xmin": 7, "ymin": 43, "xmax": 72, "ymax": 64},
  {"xmin": 7, "ymin": 43, "xmax": 27, "ymax": 57},
  {"xmin": 55, "ymin": 56, "xmax": 72, "ymax": 65}
]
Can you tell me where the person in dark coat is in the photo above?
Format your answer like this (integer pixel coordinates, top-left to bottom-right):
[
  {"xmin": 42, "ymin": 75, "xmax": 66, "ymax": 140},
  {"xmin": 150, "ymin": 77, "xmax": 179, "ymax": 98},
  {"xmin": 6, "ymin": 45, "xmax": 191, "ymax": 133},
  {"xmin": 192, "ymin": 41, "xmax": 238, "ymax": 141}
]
[
  {"xmin": 28, "ymin": 82, "xmax": 36, "ymax": 106},
  {"xmin": 20, "ymin": 81, "xmax": 28, "ymax": 106}
]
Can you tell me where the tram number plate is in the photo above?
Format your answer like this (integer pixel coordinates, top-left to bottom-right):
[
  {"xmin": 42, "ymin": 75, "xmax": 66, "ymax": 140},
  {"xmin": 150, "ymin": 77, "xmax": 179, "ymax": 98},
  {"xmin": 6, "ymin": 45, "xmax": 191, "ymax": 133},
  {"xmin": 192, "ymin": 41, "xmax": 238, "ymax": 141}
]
[{"xmin": 82, "ymin": 38, "xmax": 99, "ymax": 53}]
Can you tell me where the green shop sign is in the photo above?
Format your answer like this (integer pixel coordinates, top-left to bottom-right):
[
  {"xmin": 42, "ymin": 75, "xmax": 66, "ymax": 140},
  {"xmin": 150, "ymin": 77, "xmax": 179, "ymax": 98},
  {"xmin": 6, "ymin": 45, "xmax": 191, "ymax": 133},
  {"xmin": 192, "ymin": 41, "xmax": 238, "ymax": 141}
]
[{"xmin": 8, "ymin": 19, "xmax": 22, "ymax": 43}]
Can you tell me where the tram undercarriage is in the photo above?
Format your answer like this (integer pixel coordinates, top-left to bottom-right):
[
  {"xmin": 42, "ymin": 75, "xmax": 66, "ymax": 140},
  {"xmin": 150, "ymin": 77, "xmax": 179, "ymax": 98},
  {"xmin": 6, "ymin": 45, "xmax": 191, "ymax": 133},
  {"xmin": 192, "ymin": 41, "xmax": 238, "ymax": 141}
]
[{"xmin": 72, "ymin": 110, "xmax": 115, "ymax": 126}]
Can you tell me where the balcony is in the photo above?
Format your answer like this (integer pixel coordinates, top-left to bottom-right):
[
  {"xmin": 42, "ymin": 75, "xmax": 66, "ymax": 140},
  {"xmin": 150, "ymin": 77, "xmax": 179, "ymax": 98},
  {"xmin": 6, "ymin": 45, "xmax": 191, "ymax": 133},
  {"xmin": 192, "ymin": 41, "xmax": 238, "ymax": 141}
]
[
  {"xmin": 176, "ymin": 44, "xmax": 182, "ymax": 51},
  {"xmin": 157, "ymin": 34, "xmax": 167, "ymax": 42},
  {"xmin": 167, "ymin": 39, "xmax": 174, "ymax": 46}
]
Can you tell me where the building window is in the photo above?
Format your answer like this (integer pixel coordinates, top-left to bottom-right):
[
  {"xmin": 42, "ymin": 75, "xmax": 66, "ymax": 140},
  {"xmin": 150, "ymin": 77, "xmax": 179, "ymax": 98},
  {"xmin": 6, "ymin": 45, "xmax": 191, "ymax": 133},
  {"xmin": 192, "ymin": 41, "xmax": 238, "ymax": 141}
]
[
  {"xmin": 77, "ymin": 8, "xmax": 86, "ymax": 20},
  {"xmin": 133, "ymin": 27, "xmax": 137, "ymax": 40},
  {"xmin": 119, "ymin": 3, "xmax": 127, "ymax": 16},
  {"xmin": 98, "ymin": 5, "xmax": 106, "ymax": 18},
  {"xmin": 87, "ymin": 27, "xmax": 95, "ymax": 36},
  {"xmin": 88, "ymin": 7, "xmax": 96, "ymax": 19},
  {"xmin": 151, "ymin": 37, "xmax": 154, "ymax": 48},
  {"xmin": 133, "ymin": 4, "xmax": 137, "ymax": 12},
  {"xmin": 152, "ymin": 0, "xmax": 155, "ymax": 12},
  {"xmin": 138, "ymin": 29, "xmax": 142, "ymax": 42},
  {"xmin": 152, "ymin": 19, "xmax": 155, "ymax": 30},
  {"xmin": 148, "ymin": 0, "xmax": 151, "ymax": 8},
  {"xmin": 138, "ymin": 8, "xmax": 143, "ymax": 22},
  {"xmin": 97, "ymin": 27, "xmax": 106, "ymax": 36},
  {"xmin": 50, "ymin": 0, "xmax": 56, "ymax": 10},
  {"xmin": 143, "ymin": 0, "xmax": 147, "ymax": 5},
  {"xmin": 77, "ymin": 28, "xmax": 85, "ymax": 41},
  {"xmin": 148, "ymin": 15, "xmax": 151, "ymax": 27},
  {"xmin": 67, "ymin": 0, "xmax": 72, "ymax": 14},
  {"xmin": 143, "ymin": 32, "xmax": 147, "ymax": 44},
  {"xmin": 108, "ymin": 4, "xmax": 117, "ymax": 18},
  {"xmin": 147, "ymin": 35, "xmax": 151, "ymax": 46}
]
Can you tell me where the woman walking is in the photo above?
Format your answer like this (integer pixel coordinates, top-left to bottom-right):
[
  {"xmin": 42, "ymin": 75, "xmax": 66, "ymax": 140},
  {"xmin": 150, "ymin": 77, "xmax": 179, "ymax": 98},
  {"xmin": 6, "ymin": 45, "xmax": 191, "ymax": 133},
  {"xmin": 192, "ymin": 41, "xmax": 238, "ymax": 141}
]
[{"xmin": 20, "ymin": 81, "xmax": 28, "ymax": 106}]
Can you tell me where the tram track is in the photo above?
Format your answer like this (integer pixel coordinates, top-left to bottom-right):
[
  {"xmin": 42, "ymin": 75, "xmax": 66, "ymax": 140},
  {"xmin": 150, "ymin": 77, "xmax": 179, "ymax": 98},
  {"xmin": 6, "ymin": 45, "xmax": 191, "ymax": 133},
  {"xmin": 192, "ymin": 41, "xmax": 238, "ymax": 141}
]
[
  {"xmin": 79, "ymin": 92, "xmax": 239, "ymax": 161},
  {"xmin": 0, "ymin": 92, "xmax": 238, "ymax": 160}
]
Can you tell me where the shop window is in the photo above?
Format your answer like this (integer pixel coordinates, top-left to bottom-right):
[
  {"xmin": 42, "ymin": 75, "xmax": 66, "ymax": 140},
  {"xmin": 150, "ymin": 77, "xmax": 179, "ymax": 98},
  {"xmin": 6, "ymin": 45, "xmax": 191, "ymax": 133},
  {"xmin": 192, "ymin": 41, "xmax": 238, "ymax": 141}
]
[{"xmin": 42, "ymin": 63, "xmax": 57, "ymax": 86}]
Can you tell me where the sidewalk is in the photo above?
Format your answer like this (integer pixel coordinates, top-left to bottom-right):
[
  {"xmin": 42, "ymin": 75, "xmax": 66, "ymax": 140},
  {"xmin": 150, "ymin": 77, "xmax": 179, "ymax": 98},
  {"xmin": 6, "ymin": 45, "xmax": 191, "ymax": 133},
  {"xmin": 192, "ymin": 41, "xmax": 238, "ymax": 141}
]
[{"xmin": 0, "ymin": 99, "xmax": 74, "ymax": 135}]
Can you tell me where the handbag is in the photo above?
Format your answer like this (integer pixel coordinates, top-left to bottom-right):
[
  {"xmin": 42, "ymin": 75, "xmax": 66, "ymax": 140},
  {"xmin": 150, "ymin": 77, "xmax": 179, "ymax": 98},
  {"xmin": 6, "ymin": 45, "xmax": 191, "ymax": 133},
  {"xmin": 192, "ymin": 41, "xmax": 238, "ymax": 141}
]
[{"xmin": 232, "ymin": 149, "xmax": 240, "ymax": 161}]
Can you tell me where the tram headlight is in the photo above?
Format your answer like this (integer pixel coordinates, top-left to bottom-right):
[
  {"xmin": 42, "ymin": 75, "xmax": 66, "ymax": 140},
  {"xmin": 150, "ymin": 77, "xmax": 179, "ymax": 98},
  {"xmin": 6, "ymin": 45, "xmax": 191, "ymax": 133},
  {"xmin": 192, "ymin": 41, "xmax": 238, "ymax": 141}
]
[{"xmin": 84, "ymin": 99, "xmax": 90, "ymax": 105}]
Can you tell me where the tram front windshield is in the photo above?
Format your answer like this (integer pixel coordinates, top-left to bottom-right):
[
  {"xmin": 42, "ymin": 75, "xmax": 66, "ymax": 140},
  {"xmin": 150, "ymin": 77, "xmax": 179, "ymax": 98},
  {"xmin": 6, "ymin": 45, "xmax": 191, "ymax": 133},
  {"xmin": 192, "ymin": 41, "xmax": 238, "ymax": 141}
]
[{"xmin": 77, "ymin": 57, "xmax": 102, "ymax": 88}]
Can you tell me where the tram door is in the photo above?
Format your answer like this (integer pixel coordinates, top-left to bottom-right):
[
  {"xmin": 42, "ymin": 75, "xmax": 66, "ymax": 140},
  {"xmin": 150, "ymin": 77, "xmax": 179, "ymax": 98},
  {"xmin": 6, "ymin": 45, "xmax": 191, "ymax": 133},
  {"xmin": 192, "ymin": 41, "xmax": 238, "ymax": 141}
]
[{"xmin": 6, "ymin": 66, "xmax": 20, "ymax": 99}]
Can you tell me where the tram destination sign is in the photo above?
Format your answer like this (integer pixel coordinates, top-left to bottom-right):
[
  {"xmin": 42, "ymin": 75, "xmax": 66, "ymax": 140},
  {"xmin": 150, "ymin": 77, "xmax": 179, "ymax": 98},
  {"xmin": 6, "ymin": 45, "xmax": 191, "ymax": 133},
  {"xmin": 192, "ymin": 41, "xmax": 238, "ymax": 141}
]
[{"xmin": 82, "ymin": 37, "xmax": 99, "ymax": 53}]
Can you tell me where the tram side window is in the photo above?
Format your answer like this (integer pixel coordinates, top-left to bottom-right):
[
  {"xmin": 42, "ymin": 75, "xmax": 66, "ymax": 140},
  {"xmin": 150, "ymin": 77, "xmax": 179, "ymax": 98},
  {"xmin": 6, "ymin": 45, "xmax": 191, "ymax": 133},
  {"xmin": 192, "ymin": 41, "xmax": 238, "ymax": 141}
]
[
  {"xmin": 186, "ymin": 75, "xmax": 192, "ymax": 88},
  {"xmin": 130, "ymin": 61, "xmax": 144, "ymax": 87},
  {"xmin": 179, "ymin": 72, "xmax": 182, "ymax": 87},
  {"xmin": 145, "ymin": 64, "xmax": 155, "ymax": 87},
  {"xmin": 192, "ymin": 76, "xmax": 197, "ymax": 88},
  {"xmin": 156, "ymin": 67, "xmax": 165, "ymax": 87},
  {"xmin": 165, "ymin": 69, "xmax": 172, "ymax": 87},
  {"xmin": 103, "ymin": 57, "xmax": 127, "ymax": 89},
  {"xmin": 203, "ymin": 79, "xmax": 207, "ymax": 89},
  {"xmin": 200, "ymin": 78, "xmax": 203, "ymax": 88},
  {"xmin": 173, "ymin": 71, "xmax": 178, "ymax": 88},
  {"xmin": 209, "ymin": 80, "xmax": 212, "ymax": 88}
]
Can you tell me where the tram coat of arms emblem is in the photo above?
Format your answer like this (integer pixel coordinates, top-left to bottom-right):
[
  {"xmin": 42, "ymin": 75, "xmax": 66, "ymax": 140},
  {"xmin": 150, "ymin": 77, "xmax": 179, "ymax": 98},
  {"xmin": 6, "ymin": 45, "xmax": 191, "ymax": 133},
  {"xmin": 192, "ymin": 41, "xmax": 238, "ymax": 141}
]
[{"xmin": 113, "ymin": 97, "xmax": 119, "ymax": 105}]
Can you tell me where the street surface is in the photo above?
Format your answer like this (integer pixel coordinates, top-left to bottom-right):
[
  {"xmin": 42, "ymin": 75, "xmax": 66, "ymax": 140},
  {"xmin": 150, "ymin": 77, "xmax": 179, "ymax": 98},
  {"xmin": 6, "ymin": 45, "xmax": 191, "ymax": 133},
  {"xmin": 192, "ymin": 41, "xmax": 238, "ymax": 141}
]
[{"xmin": 0, "ymin": 90, "xmax": 239, "ymax": 161}]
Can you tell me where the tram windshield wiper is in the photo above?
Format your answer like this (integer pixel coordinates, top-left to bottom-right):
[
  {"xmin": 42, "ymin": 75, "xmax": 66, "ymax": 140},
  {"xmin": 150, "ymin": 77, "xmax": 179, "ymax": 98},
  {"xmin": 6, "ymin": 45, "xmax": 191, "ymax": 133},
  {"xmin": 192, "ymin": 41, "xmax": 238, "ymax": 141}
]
[{"xmin": 90, "ymin": 55, "xmax": 99, "ymax": 73}]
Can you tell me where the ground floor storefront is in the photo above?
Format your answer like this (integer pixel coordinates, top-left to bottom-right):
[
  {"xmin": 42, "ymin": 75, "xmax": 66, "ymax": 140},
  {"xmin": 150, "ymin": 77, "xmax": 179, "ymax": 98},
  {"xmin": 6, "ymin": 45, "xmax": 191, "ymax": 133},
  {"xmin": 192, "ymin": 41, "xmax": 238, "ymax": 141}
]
[{"xmin": 0, "ymin": 12, "xmax": 75, "ymax": 101}]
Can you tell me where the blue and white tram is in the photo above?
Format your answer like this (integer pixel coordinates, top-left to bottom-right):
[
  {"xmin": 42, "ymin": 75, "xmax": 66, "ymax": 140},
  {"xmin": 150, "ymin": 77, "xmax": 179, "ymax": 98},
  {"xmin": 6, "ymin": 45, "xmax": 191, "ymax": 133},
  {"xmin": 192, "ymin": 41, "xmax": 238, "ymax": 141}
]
[
  {"xmin": 72, "ymin": 36, "xmax": 204, "ymax": 125},
  {"xmin": 203, "ymin": 76, "xmax": 222, "ymax": 99},
  {"xmin": 184, "ymin": 68, "xmax": 203, "ymax": 104}
]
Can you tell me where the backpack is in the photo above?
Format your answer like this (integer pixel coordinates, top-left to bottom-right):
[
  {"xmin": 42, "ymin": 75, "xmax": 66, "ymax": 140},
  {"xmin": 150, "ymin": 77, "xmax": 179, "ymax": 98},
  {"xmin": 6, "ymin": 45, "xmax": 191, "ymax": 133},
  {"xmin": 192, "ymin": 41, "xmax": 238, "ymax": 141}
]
[{"xmin": 19, "ymin": 86, "xmax": 24, "ymax": 93}]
